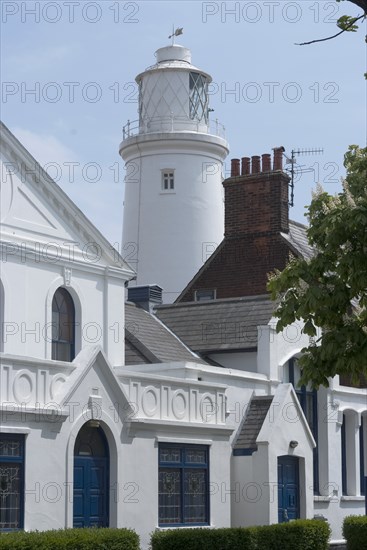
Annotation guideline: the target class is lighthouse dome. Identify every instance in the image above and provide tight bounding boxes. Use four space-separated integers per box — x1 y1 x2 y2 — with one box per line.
156 44 191 63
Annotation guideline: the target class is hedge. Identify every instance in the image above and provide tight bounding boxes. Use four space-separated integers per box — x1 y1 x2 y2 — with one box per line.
150 527 258 550
0 527 139 550
343 515 367 550
254 520 331 550
150 520 331 550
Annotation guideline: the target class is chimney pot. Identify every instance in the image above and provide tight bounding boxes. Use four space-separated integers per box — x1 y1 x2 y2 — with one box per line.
241 157 251 175
252 156 261 174
231 158 240 177
262 153 272 172
273 146 285 171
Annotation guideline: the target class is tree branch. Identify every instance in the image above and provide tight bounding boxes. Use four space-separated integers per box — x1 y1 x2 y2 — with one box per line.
295 13 365 46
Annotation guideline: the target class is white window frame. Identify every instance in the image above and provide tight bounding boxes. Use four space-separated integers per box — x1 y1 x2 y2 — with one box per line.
161 170 175 192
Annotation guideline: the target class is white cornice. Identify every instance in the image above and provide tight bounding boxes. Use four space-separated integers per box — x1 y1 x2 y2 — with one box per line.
119 132 229 160
0 238 133 279
117 366 228 391
0 352 76 371
127 418 235 436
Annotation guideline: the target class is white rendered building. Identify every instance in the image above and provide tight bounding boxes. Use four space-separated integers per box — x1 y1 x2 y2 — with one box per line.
0 42 366 549
119 43 229 303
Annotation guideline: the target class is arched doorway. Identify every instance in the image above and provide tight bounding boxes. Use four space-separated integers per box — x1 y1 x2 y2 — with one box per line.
73 423 109 527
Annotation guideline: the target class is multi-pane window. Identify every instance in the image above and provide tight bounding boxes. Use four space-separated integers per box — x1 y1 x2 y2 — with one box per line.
162 171 174 191
288 358 319 494
52 287 75 362
189 72 209 123
0 434 24 530
158 444 209 526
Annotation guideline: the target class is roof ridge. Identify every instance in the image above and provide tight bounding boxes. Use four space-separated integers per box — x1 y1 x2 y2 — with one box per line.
157 294 271 310
289 218 309 230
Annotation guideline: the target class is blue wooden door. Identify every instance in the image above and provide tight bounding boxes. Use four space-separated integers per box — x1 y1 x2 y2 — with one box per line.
73 456 109 527
73 425 109 528
278 456 300 523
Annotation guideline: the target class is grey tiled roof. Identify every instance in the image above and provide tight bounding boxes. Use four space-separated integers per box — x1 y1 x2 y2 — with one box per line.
233 395 273 453
284 220 314 260
125 338 151 365
156 295 275 352
125 302 205 365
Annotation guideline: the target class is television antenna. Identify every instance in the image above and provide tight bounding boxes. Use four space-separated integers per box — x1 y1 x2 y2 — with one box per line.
284 148 324 207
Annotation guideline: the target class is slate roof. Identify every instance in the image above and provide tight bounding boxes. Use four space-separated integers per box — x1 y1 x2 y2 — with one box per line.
124 301 206 365
156 294 275 353
284 220 314 260
233 395 274 454
156 222 313 354
125 338 150 365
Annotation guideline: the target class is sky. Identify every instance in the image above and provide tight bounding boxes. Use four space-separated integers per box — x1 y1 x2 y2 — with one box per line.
1 0 366 250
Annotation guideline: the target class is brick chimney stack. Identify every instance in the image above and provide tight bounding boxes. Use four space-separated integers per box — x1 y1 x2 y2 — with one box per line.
177 146 293 301
225 146 289 238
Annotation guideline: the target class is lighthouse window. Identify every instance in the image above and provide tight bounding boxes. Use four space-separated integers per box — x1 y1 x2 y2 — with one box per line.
162 171 175 191
189 72 208 123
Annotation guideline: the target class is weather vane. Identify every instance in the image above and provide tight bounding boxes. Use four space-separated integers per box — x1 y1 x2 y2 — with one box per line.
168 26 183 45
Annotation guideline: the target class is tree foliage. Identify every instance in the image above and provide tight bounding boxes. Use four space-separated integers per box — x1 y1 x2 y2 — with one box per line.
336 0 367 31
268 146 367 388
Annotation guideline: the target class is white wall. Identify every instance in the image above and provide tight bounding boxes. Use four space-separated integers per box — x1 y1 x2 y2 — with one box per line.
1 254 126 365
121 134 228 302
209 352 257 372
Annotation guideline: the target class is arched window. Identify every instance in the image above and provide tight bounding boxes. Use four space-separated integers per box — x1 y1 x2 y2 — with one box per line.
74 424 109 458
52 287 75 361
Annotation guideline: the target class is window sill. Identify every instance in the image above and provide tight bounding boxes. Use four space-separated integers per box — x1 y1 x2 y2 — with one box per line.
159 192 176 195
340 496 365 501
314 496 332 502
156 436 213 445
0 427 30 434
157 524 212 530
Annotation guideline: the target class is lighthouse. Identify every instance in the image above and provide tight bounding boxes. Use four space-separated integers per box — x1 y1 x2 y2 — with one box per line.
119 39 229 302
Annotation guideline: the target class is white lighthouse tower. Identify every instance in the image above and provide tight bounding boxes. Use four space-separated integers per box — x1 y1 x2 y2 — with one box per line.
119 39 229 302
